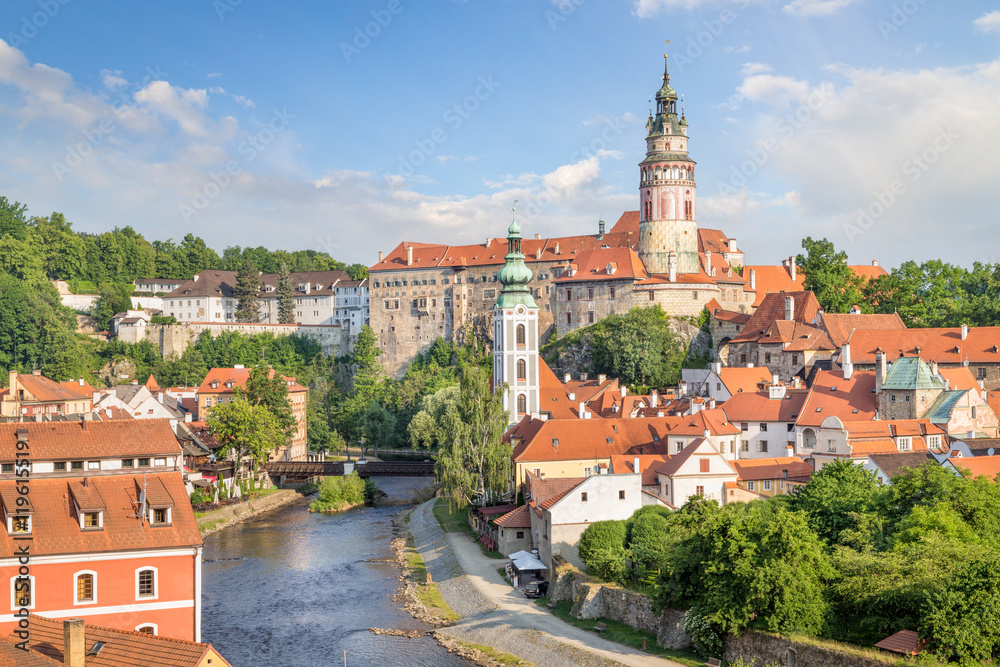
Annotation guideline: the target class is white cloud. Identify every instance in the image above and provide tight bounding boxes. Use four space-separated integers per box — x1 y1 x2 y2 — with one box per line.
974 11 1000 33
436 155 478 163
741 62 774 77
101 69 128 90
782 0 860 17
134 80 211 137
633 0 714 18
207 72 223 78
725 45 752 55
738 73 812 105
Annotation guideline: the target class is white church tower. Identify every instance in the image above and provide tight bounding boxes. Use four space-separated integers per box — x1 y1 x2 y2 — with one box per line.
493 209 540 426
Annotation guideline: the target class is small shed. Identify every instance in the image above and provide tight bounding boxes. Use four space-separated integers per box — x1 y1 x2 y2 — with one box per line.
506 549 547 588
875 630 925 656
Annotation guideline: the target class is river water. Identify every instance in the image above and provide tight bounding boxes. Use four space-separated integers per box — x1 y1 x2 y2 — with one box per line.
201 487 471 667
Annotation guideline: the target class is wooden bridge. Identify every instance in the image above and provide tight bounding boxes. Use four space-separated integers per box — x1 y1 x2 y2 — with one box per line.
264 460 435 483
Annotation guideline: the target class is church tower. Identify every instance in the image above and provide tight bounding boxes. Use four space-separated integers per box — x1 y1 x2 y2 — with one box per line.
637 54 699 275
493 210 540 426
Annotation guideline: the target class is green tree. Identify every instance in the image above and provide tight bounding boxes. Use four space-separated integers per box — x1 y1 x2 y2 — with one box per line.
435 364 510 509
276 264 295 324
92 283 134 331
206 397 285 478
579 520 629 582
921 555 1000 665
359 402 396 458
0 236 44 282
588 306 686 390
236 364 296 441
346 263 369 281
407 384 461 449
350 324 383 398
794 459 880 545
0 196 29 240
796 237 866 313
234 258 261 322
27 212 86 280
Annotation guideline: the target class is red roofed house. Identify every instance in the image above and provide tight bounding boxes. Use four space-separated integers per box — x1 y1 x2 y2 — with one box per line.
653 438 738 507
1 372 93 419
945 453 1000 480
198 366 308 461
721 384 809 458
493 505 532 556
809 418 947 471
796 369 878 454
740 259 887 308
682 364 774 403
0 420 203 642
732 457 812 496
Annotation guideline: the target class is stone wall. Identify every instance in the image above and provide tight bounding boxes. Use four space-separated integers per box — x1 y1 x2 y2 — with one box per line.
725 632 896 667
548 562 691 651
122 322 350 359
196 489 302 534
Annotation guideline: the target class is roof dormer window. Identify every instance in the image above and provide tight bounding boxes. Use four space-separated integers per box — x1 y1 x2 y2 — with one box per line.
225 380 234 389
210 380 219 389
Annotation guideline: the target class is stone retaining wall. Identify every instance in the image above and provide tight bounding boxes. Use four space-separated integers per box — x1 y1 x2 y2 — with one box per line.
548 561 691 650
725 632 896 667
196 489 302 534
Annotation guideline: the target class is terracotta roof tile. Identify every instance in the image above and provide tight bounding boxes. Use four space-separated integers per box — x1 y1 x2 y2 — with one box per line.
527 474 587 504
731 291 822 343
847 327 1000 365
797 370 878 427
821 312 906 348
0 420 181 463
609 211 640 235
69 478 106 511
875 630 925 656
609 454 671 485
8 374 91 403
494 504 532 528
937 367 980 393
718 367 773 396
14 615 231 667
952 454 1000 479
867 452 937 479
721 391 808 422
0 637 63 667
552 247 648 283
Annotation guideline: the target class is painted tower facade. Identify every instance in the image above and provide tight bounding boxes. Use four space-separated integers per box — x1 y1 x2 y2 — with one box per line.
637 55 699 275
493 213 540 426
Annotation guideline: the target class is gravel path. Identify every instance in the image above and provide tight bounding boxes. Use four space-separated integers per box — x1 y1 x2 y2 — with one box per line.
408 500 682 667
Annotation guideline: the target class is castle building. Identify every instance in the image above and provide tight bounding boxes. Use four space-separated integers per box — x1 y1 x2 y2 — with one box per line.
493 214 541 426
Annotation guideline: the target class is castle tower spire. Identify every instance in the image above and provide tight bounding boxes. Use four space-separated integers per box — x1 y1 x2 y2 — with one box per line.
493 204 540 425
637 49 699 276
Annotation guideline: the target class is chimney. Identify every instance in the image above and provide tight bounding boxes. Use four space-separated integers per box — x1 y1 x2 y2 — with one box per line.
729 238 738 253
193 273 200 282
705 250 712 273
581 372 588 382
769 384 787 400
633 457 640 474
64 618 86 667
668 251 677 283
578 401 586 418
788 256 797 281
158 391 165 404
650 390 658 408
786 444 794 457
568 392 576 401
485 237 491 248
534 233 541 240
185 412 192 423
554 242 560 255
406 246 414 267
876 350 886 393
598 217 605 239
793 376 801 389
784 296 794 321
679 380 688 396
620 386 628 398
771 373 780 386
563 372 571 384
872 259 879 267
708 397 716 410
931 360 939 377
703 428 711 440
78 378 85 387
597 374 606 384
749 268 756 290
842 343 853 380
962 324 969 340
378 251 384 263
105 408 112 419
711 362 722 375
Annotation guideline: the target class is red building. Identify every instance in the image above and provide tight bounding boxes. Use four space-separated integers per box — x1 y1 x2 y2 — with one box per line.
0 420 203 642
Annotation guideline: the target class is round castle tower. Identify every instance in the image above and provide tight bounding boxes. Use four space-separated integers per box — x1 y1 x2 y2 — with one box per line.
637 54 699 275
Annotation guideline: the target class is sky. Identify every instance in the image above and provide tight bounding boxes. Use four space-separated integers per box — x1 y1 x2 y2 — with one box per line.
1 0 998 270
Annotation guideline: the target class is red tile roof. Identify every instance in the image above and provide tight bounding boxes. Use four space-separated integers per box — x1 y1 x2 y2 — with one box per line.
0 420 181 463
697 228 736 255
495 504 532 528
874 630 925 656
527 474 587 504
721 390 808 422
951 454 1000 479
609 211 640 235
821 312 906 348
654 438 708 477
552 247 648 283
797 370 878 427
511 417 678 463
742 265 887 307
670 408 741 436
0 637 63 667
731 291 822 344
733 457 813 481
717 367 773 396
610 454 671 485
938 367 980 393
144 375 161 392
537 360 585 420
198 367 306 394
846 327 1000 365
5 374 91 403
0 473 200 557
14 615 231 667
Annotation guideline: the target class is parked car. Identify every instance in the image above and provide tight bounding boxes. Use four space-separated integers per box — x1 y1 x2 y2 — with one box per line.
523 581 549 598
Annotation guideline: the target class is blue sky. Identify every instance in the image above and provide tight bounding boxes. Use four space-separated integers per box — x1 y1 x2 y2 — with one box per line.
1 0 998 269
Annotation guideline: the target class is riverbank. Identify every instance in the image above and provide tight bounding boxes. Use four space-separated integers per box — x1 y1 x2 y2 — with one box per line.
196 488 306 535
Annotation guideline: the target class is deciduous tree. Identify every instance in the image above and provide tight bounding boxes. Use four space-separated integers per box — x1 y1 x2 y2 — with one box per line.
206 397 285 478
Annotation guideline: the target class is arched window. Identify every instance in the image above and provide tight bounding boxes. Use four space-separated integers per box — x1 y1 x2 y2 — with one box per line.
517 359 527 380
75 572 95 604
517 394 527 415
136 568 157 600
136 625 157 635
516 324 525 346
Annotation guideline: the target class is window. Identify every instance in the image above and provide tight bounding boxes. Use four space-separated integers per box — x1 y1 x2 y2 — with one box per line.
740 422 748 431
979 367 987 379
581 492 588 502
890 394 896 403
929 435 941 448
565 313 572 325
588 288 594 300
972 406 978 419
516 531 524 539
765 353 771 363
759 423 768 432
695 486 705 496
740 354 747 364
71 461 83 471
516 324 525 345
83 512 101 529
897 437 912 452
138 458 150 467
700 459 710 473
516 394 527 415
747 481 755 490
0 464 11 474
516 359 527 380
54 462 66 471
588 312 595 324
122 459 134 468
154 458 166 467
791 355 798 366
827 439 836 452
76 573 95 604
11 575 33 609
87 461 100 470
759 441 768 453
741 440 749 452
787 423 795 432
566 289 573 301
483 289 496 300
152 508 169 525
137 568 156 599
609 287 616 299
618 490 626 500
763 480 772 491
904 394 910 403
648 290 655 301
137 625 157 635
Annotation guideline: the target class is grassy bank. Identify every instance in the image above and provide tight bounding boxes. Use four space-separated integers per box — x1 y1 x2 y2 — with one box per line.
404 535 460 623
536 599 703 667
431 498 504 559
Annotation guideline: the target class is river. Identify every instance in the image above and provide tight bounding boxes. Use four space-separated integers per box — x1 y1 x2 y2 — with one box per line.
201 486 472 667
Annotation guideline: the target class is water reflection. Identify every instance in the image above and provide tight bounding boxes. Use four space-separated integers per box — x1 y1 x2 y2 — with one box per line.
202 500 470 667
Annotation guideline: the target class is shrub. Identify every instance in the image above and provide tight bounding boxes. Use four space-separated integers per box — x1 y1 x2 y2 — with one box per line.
151 315 177 325
683 607 723 658
579 520 628 582
190 488 209 504
309 473 365 512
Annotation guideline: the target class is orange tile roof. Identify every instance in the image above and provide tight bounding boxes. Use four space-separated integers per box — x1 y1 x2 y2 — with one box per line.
717 367 773 396
670 408 741 436
733 457 813 481
0 472 200 557
697 228 735 254
59 379 98 397
0 637 63 667
0 420 181 463
842 419 943 439
951 454 1000 479
938 367 980 393
198 367 307 394
6 374 91 403
732 291 822 343
874 630 925 656
742 265 887 307
494 504 532 528
14 615 231 667
144 375 161 392
721 390 808 422
797 370 878 427
552 247 648 283
609 454 671 485
609 211 640 235
537 360 584 420
846 327 1000 365
527 474 587 504
821 312 906 348
511 417 678 463
562 376 621 403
